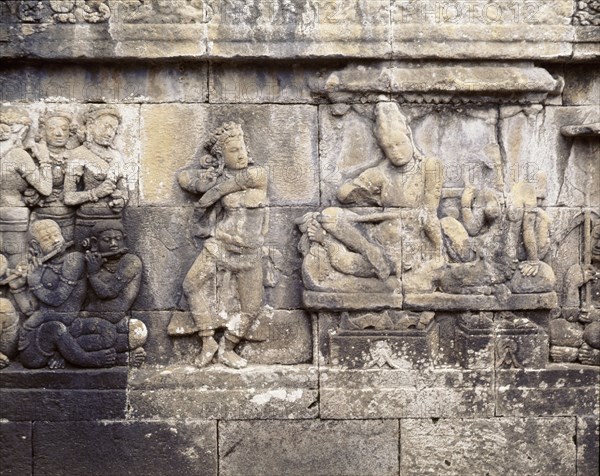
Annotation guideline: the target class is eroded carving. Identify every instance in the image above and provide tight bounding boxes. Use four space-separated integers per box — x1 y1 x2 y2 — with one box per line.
0 254 20 369
50 0 111 23
170 122 269 369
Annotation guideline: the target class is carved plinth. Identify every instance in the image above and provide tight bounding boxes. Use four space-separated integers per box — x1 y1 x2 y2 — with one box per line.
303 291 403 311
496 325 549 370
330 320 438 370
455 321 494 370
404 292 559 311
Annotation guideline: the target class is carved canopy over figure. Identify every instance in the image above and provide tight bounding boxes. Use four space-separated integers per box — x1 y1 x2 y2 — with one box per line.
64 106 129 238
299 102 443 294
175 122 269 369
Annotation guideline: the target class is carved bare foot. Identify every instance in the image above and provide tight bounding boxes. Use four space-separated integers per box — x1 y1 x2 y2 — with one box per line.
130 348 146 368
218 349 248 369
48 354 66 369
196 336 218 368
550 346 579 363
99 348 117 368
0 353 10 369
579 344 600 366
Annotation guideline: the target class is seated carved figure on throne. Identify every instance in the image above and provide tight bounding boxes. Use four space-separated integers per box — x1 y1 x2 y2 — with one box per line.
298 102 443 295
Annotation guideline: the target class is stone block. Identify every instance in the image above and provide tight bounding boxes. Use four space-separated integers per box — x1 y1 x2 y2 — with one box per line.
124 207 197 311
238 310 313 365
564 64 600 105
496 366 600 416
0 63 208 103
0 365 128 421
391 1 574 60
34 421 217 476
139 104 318 206
400 417 576 475
219 420 399 476
209 62 326 104
207 0 392 59
0 422 32 476
578 416 600 476
455 315 494 370
320 368 494 419
128 365 318 420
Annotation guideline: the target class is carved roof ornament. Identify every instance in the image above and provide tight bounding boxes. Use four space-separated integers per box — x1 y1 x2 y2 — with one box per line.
311 64 562 105
573 0 600 26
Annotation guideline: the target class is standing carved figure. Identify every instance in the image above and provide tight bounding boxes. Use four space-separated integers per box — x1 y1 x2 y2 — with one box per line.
32 109 78 241
64 106 129 241
0 107 53 266
177 122 269 369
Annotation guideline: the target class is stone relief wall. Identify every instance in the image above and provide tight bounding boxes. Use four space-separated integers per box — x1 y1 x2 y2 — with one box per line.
0 2 599 475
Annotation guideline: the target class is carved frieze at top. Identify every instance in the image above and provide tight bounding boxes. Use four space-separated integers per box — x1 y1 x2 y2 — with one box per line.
573 0 600 26
310 64 563 105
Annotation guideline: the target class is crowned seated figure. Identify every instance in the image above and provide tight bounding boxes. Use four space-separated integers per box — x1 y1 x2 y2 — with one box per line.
298 102 444 295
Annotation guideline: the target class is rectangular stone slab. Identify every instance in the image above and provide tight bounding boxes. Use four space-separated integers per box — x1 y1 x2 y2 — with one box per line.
128 365 319 420
400 417 576 475
219 420 399 476
320 368 494 419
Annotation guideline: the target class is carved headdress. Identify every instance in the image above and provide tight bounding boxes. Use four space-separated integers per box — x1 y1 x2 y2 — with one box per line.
0 106 32 127
205 122 244 158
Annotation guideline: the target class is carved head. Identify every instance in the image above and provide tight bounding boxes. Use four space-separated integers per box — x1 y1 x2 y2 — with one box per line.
29 220 65 257
206 122 249 170
83 106 121 147
592 223 600 264
0 106 31 146
38 109 74 148
374 102 414 167
90 220 127 256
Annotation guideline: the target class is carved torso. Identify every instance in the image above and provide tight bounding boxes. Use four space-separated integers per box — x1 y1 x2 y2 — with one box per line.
0 147 39 207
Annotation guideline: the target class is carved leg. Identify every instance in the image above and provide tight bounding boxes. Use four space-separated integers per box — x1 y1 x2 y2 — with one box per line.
70 317 117 352
320 208 390 280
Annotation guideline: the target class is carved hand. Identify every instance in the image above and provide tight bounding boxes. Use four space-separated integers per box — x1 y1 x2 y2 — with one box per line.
519 260 540 277
31 140 51 165
307 221 326 244
85 251 105 275
582 265 599 284
7 263 28 290
94 179 117 199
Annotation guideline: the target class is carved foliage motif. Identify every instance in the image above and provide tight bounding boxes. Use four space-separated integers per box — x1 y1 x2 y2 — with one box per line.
0 105 146 370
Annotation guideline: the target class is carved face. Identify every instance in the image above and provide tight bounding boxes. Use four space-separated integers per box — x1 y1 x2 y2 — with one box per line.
379 128 414 167
45 116 70 147
97 229 125 255
592 225 600 263
35 223 65 256
89 114 119 147
222 136 249 170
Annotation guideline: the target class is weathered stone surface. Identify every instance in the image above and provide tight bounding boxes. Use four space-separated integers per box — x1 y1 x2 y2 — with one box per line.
139 104 318 206
400 417 576 475
0 422 31 476
34 421 217 476
238 310 313 365
564 64 600 105
0 365 127 421
219 420 399 476
392 0 575 59
0 63 208 103
496 366 600 417
578 416 600 476
320 369 494 418
128 365 318 420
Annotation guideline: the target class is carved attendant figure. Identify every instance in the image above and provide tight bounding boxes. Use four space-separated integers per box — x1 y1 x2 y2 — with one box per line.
64 106 129 240
177 122 268 369
82 220 147 366
0 107 53 265
9 220 116 369
32 109 78 241
0 254 19 369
